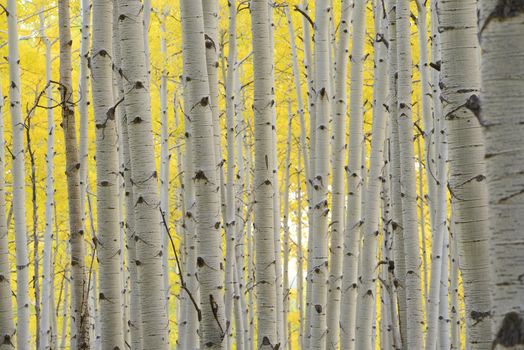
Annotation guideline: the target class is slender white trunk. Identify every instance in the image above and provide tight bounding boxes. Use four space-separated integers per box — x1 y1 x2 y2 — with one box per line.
181 1 226 348
450 226 460 350
116 1 169 348
340 0 366 348
112 4 142 347
251 1 278 348
39 8 56 349
439 0 491 347
7 1 31 348
478 0 524 348
396 0 424 346
354 2 389 347
438 228 450 350
309 1 331 349
0 69 14 350
159 10 171 326
325 1 351 347
91 0 124 347
296 149 304 350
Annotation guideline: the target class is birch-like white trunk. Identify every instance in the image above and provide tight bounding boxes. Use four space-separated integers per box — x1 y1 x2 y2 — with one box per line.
340 0 366 348
116 1 169 348
325 1 351 347
478 1 524 348
251 0 278 348
181 0 226 348
39 8 55 349
439 0 491 347
91 0 124 348
354 2 389 347
112 3 142 347
396 0 424 346
0 70 14 350
7 2 30 347
309 1 331 349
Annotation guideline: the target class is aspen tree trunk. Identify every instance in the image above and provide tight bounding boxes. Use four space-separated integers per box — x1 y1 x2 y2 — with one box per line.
477 1 524 348
309 1 331 349
301 1 316 345
325 1 351 347
354 2 389 347
202 0 227 224
91 0 124 348
340 1 366 348
396 0 424 346
39 9 55 349
385 1 407 344
7 1 31 348
0 72 15 350
450 228 460 350
417 138 429 310
296 152 304 350
438 229 450 350
284 7 310 193
112 4 142 347
251 0 278 348
225 0 238 345
60 264 70 350
116 1 169 348
181 1 226 348
78 0 91 235
438 0 491 347
179 80 200 350
143 0 151 75
159 10 171 324
282 102 293 350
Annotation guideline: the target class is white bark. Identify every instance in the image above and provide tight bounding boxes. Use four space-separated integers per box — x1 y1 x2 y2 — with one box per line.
181 0 226 348
112 3 142 347
439 0 491 347
309 1 331 349
39 8 55 349
478 0 524 348
7 1 31 348
354 2 389 347
91 0 124 347
396 0 424 346
251 0 278 348
116 1 169 348
0 69 14 350
325 1 351 347
296 149 304 350
58 0 91 347
340 0 366 348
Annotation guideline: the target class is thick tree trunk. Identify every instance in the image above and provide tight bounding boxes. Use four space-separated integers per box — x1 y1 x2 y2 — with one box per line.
116 1 169 348
478 0 524 348
251 0 278 348
439 0 491 348
181 0 227 348
91 0 124 348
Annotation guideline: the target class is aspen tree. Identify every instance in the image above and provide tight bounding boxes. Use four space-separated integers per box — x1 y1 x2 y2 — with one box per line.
250 0 278 348
158 9 171 323
449 228 460 350
340 0 367 348
112 3 142 347
325 1 351 347
309 1 331 349
58 0 91 347
116 0 169 348
296 148 304 350
39 9 55 349
439 0 491 347
354 1 389 347
0 72 14 350
396 0 424 346
91 0 124 347
477 0 524 348
7 1 31 348
181 0 226 348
